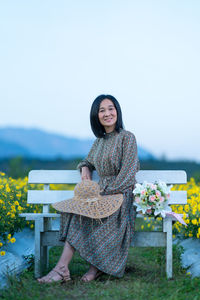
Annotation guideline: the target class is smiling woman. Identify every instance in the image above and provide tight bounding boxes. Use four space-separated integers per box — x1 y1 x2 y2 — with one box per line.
37 94 140 284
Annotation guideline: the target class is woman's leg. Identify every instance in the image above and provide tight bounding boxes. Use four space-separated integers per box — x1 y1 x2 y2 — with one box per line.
37 241 75 283
56 240 75 267
81 264 103 282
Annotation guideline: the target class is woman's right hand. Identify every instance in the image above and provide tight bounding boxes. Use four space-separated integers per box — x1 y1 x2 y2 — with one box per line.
81 166 92 181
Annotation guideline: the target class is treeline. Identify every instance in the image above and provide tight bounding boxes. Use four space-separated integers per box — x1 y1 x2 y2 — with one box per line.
0 156 199 182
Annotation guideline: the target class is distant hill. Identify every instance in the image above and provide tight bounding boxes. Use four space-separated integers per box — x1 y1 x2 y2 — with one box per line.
0 127 155 160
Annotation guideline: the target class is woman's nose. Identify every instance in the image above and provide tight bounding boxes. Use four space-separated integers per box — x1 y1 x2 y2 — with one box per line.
104 110 110 116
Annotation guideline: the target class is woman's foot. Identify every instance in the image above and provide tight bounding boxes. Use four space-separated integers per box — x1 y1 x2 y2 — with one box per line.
37 265 71 283
81 266 103 282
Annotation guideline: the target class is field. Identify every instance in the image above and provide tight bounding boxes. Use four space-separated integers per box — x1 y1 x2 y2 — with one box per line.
0 173 200 299
1 245 200 300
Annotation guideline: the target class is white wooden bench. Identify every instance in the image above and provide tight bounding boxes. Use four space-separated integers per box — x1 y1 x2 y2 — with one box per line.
20 170 187 279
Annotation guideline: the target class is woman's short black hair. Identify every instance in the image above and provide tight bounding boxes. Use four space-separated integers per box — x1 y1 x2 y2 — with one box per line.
90 94 124 138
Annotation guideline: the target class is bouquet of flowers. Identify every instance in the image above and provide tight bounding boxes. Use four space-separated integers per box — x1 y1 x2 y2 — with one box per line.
133 181 172 217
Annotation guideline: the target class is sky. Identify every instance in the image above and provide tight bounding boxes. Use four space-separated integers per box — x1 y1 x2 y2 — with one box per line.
0 0 200 161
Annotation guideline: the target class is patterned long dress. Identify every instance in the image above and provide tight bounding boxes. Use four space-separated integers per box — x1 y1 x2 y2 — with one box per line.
59 128 140 278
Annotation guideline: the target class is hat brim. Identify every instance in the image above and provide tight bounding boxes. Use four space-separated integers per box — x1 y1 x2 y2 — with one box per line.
52 194 124 219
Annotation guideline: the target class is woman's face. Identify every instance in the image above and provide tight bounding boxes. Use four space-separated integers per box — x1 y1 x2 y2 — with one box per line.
98 99 117 133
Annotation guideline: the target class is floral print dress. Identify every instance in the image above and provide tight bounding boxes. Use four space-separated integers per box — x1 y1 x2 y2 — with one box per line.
59 129 140 277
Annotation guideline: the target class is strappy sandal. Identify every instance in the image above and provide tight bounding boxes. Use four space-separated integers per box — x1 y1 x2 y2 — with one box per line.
37 266 71 283
81 270 103 282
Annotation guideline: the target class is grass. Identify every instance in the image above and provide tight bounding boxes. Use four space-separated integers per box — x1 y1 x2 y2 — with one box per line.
1 219 200 300
1 244 200 300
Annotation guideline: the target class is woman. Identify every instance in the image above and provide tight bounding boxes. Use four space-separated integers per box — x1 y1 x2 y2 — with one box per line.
38 94 140 283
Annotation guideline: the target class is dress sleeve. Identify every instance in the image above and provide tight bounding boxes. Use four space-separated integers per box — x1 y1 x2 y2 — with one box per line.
77 139 98 172
102 133 140 195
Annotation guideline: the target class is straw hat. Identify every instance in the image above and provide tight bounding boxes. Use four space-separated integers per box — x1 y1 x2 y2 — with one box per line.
52 180 123 219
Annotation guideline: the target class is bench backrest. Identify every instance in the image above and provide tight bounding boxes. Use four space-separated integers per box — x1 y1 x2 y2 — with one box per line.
28 170 187 213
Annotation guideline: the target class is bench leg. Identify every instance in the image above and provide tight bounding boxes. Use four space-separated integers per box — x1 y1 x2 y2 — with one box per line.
34 218 52 278
163 217 173 279
41 218 52 273
34 218 44 278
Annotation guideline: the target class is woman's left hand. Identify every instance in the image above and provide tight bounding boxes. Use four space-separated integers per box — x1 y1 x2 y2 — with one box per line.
81 166 92 181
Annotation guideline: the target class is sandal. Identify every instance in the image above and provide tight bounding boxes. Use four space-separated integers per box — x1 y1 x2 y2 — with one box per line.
81 270 103 282
37 265 71 283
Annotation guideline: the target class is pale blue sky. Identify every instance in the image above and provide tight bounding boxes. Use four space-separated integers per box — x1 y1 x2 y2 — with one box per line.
0 0 200 161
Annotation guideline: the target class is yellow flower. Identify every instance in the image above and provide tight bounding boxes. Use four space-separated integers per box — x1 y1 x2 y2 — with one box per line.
0 251 6 256
17 206 23 211
184 205 189 212
0 242 3 247
178 206 183 213
10 238 16 243
30 224 34 229
183 212 187 219
6 185 11 193
141 225 144 230
192 219 197 225
7 234 11 240
147 223 151 228
189 233 193 237
14 201 19 206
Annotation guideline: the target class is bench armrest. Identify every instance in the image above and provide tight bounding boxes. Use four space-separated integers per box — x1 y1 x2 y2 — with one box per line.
19 213 61 220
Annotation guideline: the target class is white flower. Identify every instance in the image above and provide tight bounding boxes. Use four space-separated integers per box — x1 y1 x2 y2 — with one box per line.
133 183 143 194
157 181 172 194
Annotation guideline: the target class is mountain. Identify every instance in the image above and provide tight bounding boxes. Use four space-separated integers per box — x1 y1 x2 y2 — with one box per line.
0 127 155 160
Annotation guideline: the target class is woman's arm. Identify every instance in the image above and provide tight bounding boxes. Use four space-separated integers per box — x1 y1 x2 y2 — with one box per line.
77 139 98 174
102 132 140 195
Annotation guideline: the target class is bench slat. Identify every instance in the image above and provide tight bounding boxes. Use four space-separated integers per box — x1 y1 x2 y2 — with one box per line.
28 170 187 184
41 231 166 247
28 170 81 184
27 190 187 205
131 232 166 247
136 170 187 184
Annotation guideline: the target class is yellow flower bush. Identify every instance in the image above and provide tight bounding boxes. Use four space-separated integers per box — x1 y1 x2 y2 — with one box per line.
0 172 42 253
0 172 72 255
171 177 200 239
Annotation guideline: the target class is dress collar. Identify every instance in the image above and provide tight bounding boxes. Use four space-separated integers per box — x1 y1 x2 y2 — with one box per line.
104 129 122 139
